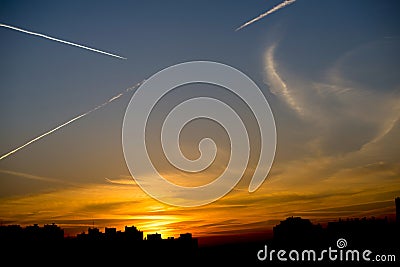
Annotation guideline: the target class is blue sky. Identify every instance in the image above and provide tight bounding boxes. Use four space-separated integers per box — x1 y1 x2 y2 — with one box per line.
0 0 399 239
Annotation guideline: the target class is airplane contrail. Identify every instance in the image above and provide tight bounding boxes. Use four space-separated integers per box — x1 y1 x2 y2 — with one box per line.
235 0 296 31
0 23 127 60
0 80 145 161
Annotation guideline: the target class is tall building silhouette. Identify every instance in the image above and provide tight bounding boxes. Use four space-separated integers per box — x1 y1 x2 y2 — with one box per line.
396 197 400 224
273 216 323 247
147 232 162 241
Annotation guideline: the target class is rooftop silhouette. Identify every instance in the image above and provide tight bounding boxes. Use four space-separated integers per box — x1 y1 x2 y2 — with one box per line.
1 197 399 265
0 223 198 265
272 216 399 249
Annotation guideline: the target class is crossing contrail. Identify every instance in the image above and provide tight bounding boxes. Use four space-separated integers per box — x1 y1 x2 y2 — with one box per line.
0 23 127 59
0 80 145 161
235 0 296 31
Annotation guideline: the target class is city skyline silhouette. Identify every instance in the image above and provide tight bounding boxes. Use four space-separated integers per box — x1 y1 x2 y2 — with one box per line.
1 197 398 264
1 1 399 266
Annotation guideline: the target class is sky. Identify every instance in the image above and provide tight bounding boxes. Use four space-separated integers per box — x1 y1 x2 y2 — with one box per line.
0 0 399 244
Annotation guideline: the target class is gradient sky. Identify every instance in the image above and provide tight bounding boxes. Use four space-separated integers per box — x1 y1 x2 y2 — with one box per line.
1 0 399 243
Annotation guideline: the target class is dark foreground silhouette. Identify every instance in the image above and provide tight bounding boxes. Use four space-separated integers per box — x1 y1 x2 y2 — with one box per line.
1 197 399 265
0 224 197 264
1 217 398 266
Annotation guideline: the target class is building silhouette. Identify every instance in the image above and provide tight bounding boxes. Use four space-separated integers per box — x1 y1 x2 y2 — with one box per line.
396 197 400 224
124 225 143 241
273 216 324 247
0 222 198 264
179 232 193 240
272 215 399 249
327 216 394 247
0 222 63 242
147 232 162 241
1 197 399 264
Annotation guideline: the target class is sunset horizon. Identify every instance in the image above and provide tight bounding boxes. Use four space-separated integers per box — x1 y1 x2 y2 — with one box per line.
1 0 399 263
1 197 397 247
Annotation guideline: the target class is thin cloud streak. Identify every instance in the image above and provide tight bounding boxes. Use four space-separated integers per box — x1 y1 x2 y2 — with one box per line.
0 80 145 161
105 177 136 186
264 42 400 155
366 119 397 147
235 0 296 31
265 44 303 115
1 174 397 238
0 169 80 187
0 23 127 59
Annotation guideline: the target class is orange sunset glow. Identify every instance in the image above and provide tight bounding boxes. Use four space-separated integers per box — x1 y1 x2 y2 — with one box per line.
1 0 399 253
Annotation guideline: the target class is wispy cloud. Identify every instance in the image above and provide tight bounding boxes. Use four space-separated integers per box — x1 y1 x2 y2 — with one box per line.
0 23 127 59
105 177 136 186
264 44 304 116
0 169 79 187
235 0 296 31
260 41 400 221
264 42 400 155
0 160 398 238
